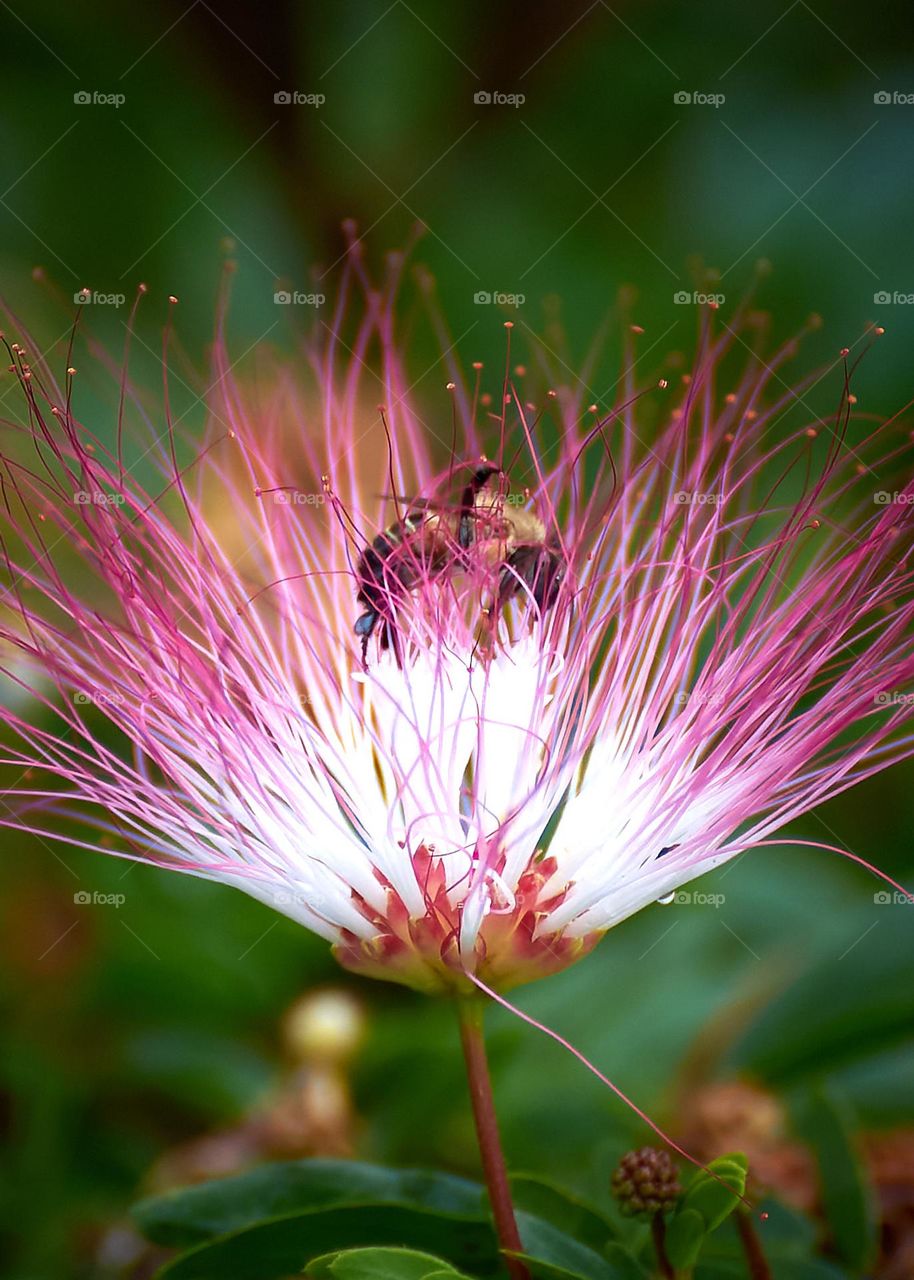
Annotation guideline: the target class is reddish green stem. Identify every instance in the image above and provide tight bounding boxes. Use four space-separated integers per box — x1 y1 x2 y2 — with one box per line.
457 998 529 1280
736 1211 772 1280
651 1214 675 1279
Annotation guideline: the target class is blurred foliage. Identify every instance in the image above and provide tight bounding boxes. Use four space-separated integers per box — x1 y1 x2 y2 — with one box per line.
2 1 914 1278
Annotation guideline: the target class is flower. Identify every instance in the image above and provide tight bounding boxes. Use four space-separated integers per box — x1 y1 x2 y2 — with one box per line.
1 258 913 997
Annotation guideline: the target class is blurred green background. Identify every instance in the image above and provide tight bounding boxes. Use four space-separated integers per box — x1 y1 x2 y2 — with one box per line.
2 2 914 1278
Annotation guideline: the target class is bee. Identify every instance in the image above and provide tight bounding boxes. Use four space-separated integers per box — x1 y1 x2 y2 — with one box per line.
354 465 565 661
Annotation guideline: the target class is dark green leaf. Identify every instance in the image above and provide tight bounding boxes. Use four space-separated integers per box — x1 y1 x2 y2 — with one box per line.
602 1242 650 1279
511 1258 592 1280
727 914 914 1083
509 1174 616 1252
153 1205 500 1279
122 1028 272 1117
514 1212 632 1280
695 1200 854 1279
138 1161 643 1280
695 1263 851 1280
790 1087 876 1272
134 1160 486 1247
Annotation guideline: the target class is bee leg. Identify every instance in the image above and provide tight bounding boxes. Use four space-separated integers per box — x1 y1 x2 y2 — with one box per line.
354 609 378 663
531 546 566 612
497 546 566 615
459 465 501 552
384 620 404 668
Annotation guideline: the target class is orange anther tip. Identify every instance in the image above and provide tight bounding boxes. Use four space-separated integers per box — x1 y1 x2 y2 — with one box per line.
840 347 850 357
446 381 456 390
168 295 179 304
630 324 645 335
67 367 76 374
806 427 817 437
472 361 483 369
658 379 669 389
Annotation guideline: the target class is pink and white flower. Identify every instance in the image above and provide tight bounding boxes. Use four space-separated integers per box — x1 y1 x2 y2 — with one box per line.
2 259 913 994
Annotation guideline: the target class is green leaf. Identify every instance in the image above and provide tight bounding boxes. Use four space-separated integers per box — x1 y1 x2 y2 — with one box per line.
134 1160 486 1247
665 1207 707 1271
136 1160 643 1280
511 1259 592 1280
304 1246 473 1279
694 1263 851 1279
514 1212 634 1280
727 914 914 1083
121 1028 272 1118
602 1245 648 1280
509 1175 616 1252
791 1086 877 1272
680 1154 748 1232
694 1199 854 1279
665 1154 748 1271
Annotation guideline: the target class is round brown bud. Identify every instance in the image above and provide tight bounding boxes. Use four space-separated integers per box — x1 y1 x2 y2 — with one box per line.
611 1147 681 1218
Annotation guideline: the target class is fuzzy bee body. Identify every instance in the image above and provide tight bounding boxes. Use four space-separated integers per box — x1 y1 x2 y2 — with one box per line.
354 466 565 661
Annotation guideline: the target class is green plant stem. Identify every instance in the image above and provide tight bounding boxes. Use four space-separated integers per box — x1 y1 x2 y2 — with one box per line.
735 1211 772 1280
651 1213 675 1279
457 998 529 1280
